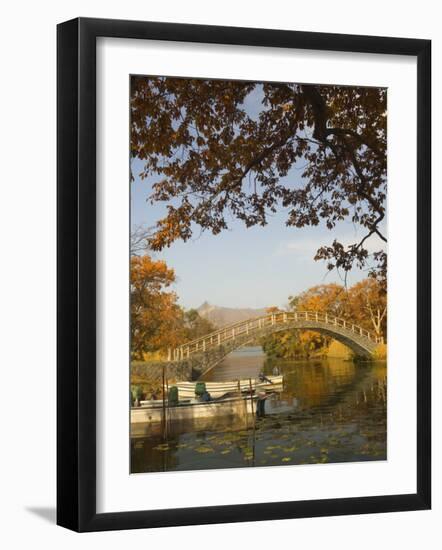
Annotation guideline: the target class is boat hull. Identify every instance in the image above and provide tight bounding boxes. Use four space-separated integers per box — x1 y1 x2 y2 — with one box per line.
131 396 256 425
175 375 283 399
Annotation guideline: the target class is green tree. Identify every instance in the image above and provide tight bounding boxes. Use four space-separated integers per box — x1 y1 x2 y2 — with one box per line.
182 309 217 341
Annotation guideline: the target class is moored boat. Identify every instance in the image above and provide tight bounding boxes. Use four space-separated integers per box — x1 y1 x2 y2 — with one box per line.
131 395 257 425
174 375 283 399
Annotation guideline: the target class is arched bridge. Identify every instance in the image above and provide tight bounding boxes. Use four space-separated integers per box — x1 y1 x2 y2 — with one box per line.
169 311 383 373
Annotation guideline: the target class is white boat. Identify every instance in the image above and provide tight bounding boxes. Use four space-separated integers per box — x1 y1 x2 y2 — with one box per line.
174 375 283 399
131 395 257 425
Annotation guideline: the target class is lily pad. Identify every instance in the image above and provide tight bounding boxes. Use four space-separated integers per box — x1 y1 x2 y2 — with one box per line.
194 446 214 454
153 443 170 451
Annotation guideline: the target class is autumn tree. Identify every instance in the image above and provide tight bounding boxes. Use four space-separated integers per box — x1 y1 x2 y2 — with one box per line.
131 77 387 283
265 284 340 358
265 306 282 314
263 280 387 358
130 255 183 359
347 278 387 338
298 283 352 351
292 283 349 318
262 285 346 359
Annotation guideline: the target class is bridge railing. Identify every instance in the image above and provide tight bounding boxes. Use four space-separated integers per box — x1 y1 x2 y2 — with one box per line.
169 311 384 361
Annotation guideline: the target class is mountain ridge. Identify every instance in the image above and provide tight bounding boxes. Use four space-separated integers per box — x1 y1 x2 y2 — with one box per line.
197 301 267 328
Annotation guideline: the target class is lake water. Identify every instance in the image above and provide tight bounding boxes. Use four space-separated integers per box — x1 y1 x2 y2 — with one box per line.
131 347 387 473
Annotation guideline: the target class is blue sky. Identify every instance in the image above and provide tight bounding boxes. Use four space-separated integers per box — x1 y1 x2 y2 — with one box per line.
131 85 386 310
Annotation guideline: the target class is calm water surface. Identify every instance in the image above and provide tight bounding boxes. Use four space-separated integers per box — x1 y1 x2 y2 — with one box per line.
131 347 387 473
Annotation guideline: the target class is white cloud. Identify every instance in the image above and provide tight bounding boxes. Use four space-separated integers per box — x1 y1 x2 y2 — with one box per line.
273 238 319 257
274 230 387 258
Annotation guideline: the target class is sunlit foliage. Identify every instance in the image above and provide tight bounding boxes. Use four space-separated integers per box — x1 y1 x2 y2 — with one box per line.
131 77 387 283
262 280 387 359
130 255 183 359
130 256 216 359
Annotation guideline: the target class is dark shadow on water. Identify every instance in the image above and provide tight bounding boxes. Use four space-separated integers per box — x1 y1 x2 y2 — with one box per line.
26 506 56 524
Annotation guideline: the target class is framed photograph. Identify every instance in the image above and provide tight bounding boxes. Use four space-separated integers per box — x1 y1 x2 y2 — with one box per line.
57 17 431 532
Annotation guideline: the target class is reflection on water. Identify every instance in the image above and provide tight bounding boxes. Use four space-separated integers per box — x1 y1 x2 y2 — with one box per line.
131 347 387 473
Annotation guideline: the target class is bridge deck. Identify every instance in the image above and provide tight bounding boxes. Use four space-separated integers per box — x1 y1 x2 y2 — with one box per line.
170 311 383 361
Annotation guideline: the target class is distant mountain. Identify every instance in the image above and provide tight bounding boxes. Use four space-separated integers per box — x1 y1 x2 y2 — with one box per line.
197 301 266 328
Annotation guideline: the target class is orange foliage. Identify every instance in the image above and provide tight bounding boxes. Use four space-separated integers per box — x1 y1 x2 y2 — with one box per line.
130 255 184 359
347 279 387 338
288 280 386 350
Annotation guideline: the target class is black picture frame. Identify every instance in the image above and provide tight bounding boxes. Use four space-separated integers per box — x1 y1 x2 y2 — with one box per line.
57 17 431 532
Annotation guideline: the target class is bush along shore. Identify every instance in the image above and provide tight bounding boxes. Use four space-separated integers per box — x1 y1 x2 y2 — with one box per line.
130 357 213 402
262 339 387 363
